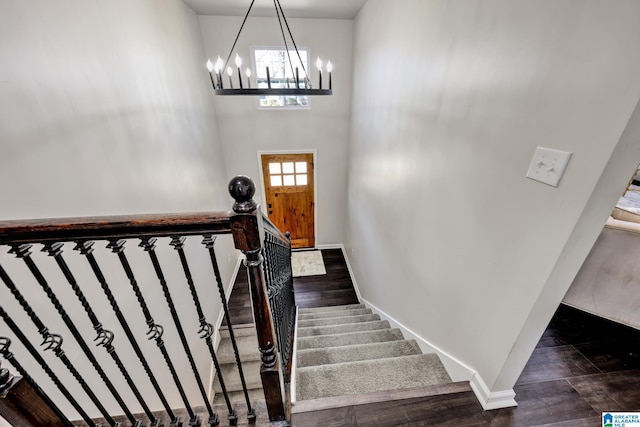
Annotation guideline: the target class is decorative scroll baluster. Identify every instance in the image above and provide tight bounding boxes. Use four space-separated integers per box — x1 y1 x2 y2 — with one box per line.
262 229 295 372
202 235 256 424
43 242 152 427
9 243 135 426
108 239 194 427
0 264 114 426
0 337 73 427
228 176 286 422
84 239 177 427
139 237 217 427
169 236 238 426
0 326 91 426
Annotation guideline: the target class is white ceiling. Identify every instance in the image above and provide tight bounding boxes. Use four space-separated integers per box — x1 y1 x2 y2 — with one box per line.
182 0 368 19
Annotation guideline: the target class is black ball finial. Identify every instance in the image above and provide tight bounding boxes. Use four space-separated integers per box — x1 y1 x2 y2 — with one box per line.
229 175 258 213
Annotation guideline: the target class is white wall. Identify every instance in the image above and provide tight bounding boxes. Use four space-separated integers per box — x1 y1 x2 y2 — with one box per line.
199 16 353 246
346 0 640 406
0 0 238 420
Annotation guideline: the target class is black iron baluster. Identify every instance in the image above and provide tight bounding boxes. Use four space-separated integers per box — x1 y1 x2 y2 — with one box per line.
0 326 94 427
169 236 238 426
0 336 74 427
201 235 256 424
87 239 178 427
42 242 151 427
107 239 195 427
0 264 114 426
8 243 133 427
139 237 216 427
262 230 295 370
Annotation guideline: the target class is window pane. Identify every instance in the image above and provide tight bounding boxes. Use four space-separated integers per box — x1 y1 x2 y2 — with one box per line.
282 162 294 174
253 47 309 109
269 162 281 174
295 162 307 173
270 175 282 187
283 175 295 186
296 174 307 186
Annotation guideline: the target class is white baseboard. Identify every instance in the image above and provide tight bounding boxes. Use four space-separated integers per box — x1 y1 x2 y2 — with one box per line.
469 373 517 410
359 297 516 410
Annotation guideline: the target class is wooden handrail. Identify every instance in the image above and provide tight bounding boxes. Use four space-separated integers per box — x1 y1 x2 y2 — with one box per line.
0 212 233 245
261 213 290 245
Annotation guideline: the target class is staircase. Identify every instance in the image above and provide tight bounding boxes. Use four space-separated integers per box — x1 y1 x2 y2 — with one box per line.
294 304 464 412
212 326 267 423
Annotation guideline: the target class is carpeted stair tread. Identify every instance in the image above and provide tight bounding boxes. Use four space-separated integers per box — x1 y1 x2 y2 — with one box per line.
296 353 452 401
298 308 372 320
297 339 422 367
298 304 365 314
297 328 404 350
213 360 262 393
212 387 266 406
219 326 258 339
298 313 380 328
297 320 391 337
292 382 472 414
217 334 260 364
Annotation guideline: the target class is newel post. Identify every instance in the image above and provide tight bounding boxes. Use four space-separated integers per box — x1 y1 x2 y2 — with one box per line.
0 360 69 427
228 176 287 422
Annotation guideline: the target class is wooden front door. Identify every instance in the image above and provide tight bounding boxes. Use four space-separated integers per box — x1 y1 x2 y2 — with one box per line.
261 153 315 249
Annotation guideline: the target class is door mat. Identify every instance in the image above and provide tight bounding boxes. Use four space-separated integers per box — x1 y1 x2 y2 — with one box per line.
292 250 326 277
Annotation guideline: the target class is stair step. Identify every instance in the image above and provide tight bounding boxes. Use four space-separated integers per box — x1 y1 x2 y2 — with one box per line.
219 325 257 339
292 382 472 414
297 328 404 350
213 360 262 393
298 313 380 328
296 353 452 401
298 308 372 320
297 320 390 337
217 334 260 364
212 387 266 407
297 339 422 368
298 304 365 314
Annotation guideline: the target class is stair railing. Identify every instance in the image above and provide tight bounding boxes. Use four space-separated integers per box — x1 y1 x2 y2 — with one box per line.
0 176 291 426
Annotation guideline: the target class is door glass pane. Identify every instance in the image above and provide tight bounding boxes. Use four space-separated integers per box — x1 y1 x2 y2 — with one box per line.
296 174 307 186
282 162 294 174
270 175 283 186
269 162 281 174
283 174 295 186
295 162 307 173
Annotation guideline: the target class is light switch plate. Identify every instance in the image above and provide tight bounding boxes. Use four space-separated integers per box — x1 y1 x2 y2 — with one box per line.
526 147 572 187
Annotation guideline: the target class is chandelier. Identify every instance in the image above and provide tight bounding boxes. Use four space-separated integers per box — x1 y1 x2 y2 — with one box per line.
206 0 332 96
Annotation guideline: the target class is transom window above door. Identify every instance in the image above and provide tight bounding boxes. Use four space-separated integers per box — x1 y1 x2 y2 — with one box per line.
268 161 308 187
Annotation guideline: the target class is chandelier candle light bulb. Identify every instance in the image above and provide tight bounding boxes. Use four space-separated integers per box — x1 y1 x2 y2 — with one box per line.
235 54 243 89
327 60 333 90
227 66 233 89
214 56 224 89
316 57 323 89
206 59 215 91
266 66 271 89
245 68 251 88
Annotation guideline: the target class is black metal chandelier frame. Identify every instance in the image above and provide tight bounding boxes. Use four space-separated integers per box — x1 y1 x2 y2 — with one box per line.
208 0 332 96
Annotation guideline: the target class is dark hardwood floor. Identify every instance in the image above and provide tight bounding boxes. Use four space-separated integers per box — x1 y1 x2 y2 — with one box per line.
292 248 359 309
226 249 640 425
223 248 358 326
